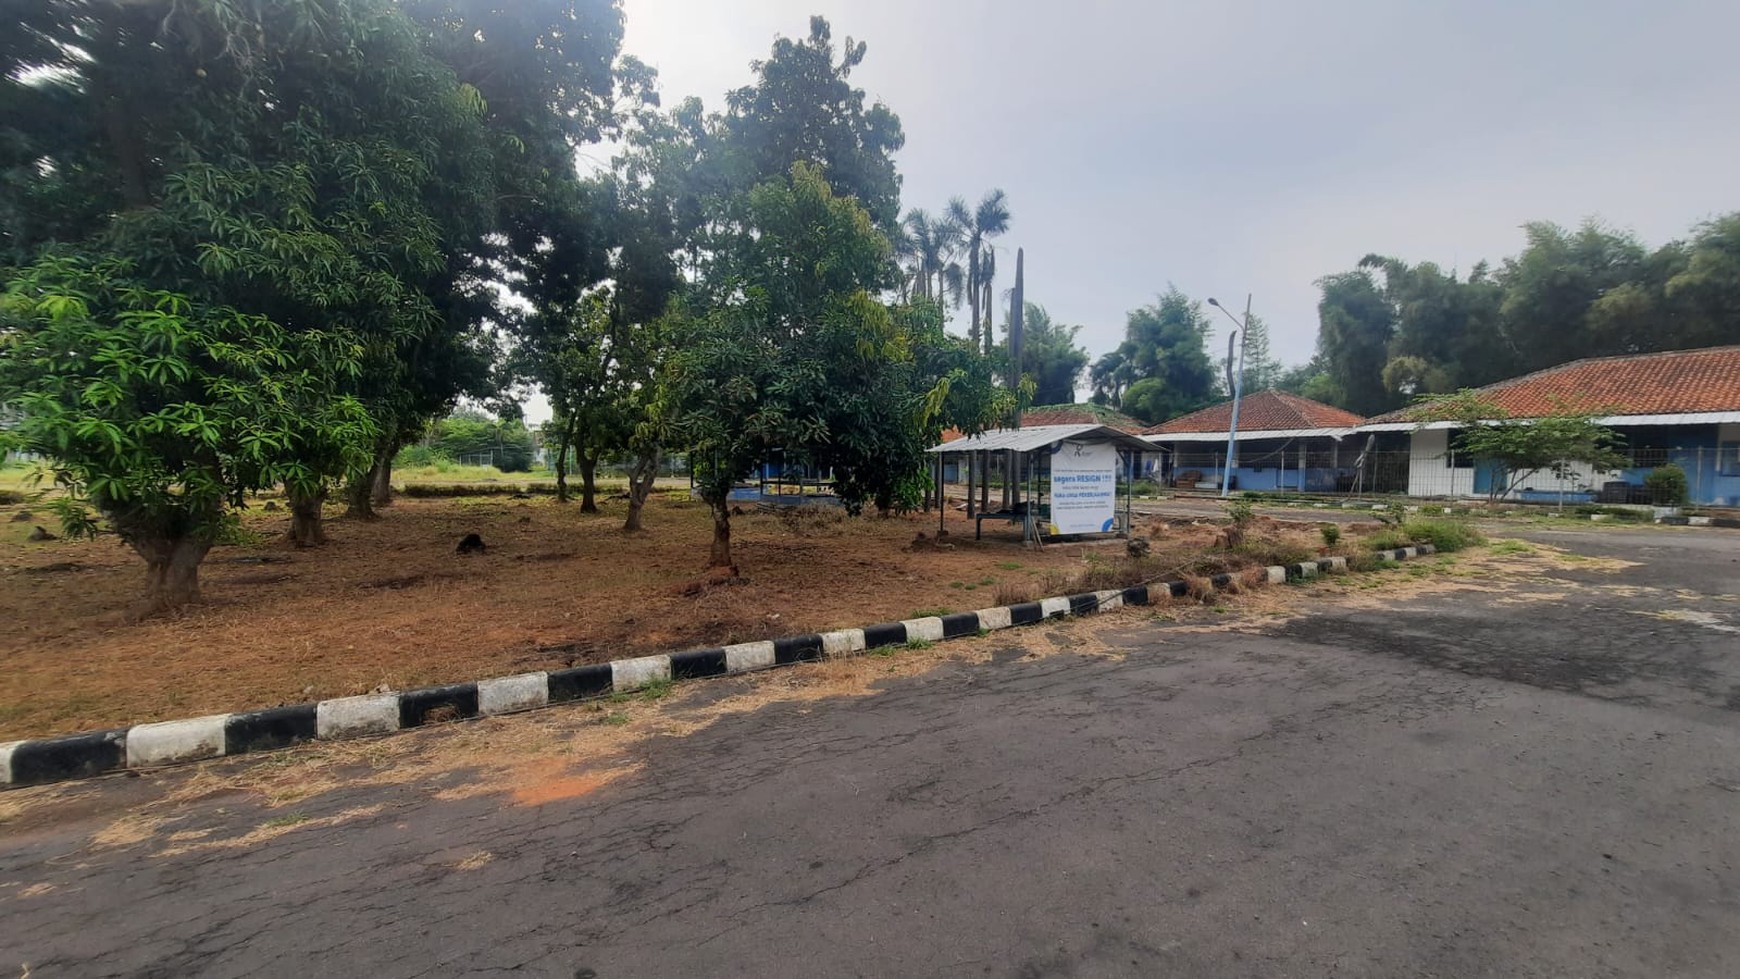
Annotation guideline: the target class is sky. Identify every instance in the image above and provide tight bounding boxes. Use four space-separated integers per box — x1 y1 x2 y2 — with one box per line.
613 0 1740 376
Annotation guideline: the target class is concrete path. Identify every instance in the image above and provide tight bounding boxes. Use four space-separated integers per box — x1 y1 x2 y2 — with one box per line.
3 527 1738 977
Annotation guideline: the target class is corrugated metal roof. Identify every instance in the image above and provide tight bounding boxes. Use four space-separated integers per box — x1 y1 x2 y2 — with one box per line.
926 424 1154 454
1144 427 1358 443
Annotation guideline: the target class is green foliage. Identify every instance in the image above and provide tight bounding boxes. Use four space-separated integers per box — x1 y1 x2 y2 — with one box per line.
1090 288 1218 423
1226 498 1255 526
1401 518 1484 553
1643 463 1689 506
1363 527 1411 551
1320 523 1341 547
1314 270 1398 416
422 411 534 472
1018 304 1090 405
0 260 374 549
1310 215 1740 415
1416 391 1626 499
718 16 905 229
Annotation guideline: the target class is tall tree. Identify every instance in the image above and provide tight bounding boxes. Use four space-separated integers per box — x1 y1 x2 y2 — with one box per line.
0 0 500 583
1314 270 1397 416
1018 303 1090 405
946 191 1011 353
899 208 964 311
1089 287 1217 420
661 163 899 567
717 16 905 229
1236 312 1285 392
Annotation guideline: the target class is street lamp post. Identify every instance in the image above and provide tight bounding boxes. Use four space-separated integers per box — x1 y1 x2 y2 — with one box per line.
1207 295 1252 500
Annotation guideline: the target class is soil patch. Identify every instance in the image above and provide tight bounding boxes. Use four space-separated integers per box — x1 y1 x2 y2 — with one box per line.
0 495 1289 739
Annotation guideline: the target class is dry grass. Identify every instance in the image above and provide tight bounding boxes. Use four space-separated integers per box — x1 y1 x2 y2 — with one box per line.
0 493 1386 741
0 494 1111 739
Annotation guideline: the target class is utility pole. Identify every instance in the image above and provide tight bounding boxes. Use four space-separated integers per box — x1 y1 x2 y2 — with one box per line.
1208 294 1251 500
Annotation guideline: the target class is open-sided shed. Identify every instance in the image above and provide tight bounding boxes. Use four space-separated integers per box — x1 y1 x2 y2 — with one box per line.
926 424 1153 543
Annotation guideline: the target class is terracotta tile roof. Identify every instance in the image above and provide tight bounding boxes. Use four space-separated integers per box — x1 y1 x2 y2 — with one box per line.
1019 404 1147 433
1142 390 1365 436
938 404 1145 443
1367 345 1740 423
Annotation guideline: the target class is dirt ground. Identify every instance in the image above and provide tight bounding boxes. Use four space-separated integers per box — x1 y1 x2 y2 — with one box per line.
0 490 1300 741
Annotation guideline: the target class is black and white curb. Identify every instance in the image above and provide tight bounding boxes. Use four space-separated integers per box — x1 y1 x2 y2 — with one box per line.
1656 515 1740 529
0 545 1435 789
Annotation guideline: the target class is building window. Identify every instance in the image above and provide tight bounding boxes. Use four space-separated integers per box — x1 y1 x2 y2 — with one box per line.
1444 448 1474 469
1720 443 1740 476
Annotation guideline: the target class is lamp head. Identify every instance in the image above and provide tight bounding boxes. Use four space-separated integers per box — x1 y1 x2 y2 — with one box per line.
1207 297 1221 307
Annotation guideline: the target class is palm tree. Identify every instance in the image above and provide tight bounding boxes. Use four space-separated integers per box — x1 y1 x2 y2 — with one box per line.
946 190 1010 354
901 208 966 312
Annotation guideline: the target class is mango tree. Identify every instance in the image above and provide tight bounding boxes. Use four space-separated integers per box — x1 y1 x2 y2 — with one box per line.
0 260 373 616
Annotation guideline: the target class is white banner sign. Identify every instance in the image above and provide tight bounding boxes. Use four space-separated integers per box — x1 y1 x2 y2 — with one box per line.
1047 441 1118 535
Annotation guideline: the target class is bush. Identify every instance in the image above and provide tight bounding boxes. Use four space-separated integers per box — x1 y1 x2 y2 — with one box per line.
1401 518 1484 553
400 482 557 498
1345 551 1389 573
1233 539 1316 567
1363 527 1411 551
1644 464 1689 506
394 443 447 468
1320 523 1341 547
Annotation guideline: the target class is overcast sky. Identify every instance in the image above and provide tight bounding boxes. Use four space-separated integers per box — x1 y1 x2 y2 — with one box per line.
615 0 1740 374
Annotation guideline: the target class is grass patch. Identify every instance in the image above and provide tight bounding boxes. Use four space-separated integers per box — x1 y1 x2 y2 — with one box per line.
1401 518 1484 553
909 607 953 619
1490 539 1533 555
262 812 311 829
1363 528 1411 551
610 678 674 704
995 561 1024 571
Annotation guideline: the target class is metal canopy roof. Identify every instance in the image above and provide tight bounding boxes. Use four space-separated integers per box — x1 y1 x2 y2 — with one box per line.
926 424 1154 455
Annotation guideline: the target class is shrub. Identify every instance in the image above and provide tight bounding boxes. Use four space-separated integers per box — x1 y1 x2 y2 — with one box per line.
1233 539 1316 567
400 482 557 498
394 444 447 468
1345 551 1388 573
1364 527 1411 551
1319 523 1341 547
1644 464 1689 506
1401 518 1484 553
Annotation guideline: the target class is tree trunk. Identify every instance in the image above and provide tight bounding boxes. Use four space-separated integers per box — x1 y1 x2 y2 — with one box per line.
370 450 394 508
966 244 980 349
287 487 327 547
708 498 733 568
343 473 376 521
128 535 212 619
579 451 599 514
554 438 570 503
624 448 661 532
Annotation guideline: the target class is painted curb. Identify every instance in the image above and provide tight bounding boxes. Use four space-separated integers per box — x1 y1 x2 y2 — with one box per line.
0 545 1439 789
1656 515 1740 529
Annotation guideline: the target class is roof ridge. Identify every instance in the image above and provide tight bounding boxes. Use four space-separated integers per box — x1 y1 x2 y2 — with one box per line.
1479 344 1740 391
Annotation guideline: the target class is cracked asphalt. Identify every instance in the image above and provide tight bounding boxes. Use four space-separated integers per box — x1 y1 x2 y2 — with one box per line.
3 526 1740 977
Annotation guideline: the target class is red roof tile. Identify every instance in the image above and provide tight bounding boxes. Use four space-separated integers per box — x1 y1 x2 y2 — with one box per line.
1018 404 1147 433
1142 390 1365 436
937 403 1145 443
1367 345 1740 423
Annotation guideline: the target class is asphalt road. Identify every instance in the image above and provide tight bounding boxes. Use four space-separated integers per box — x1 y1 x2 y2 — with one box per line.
3 527 1739 977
